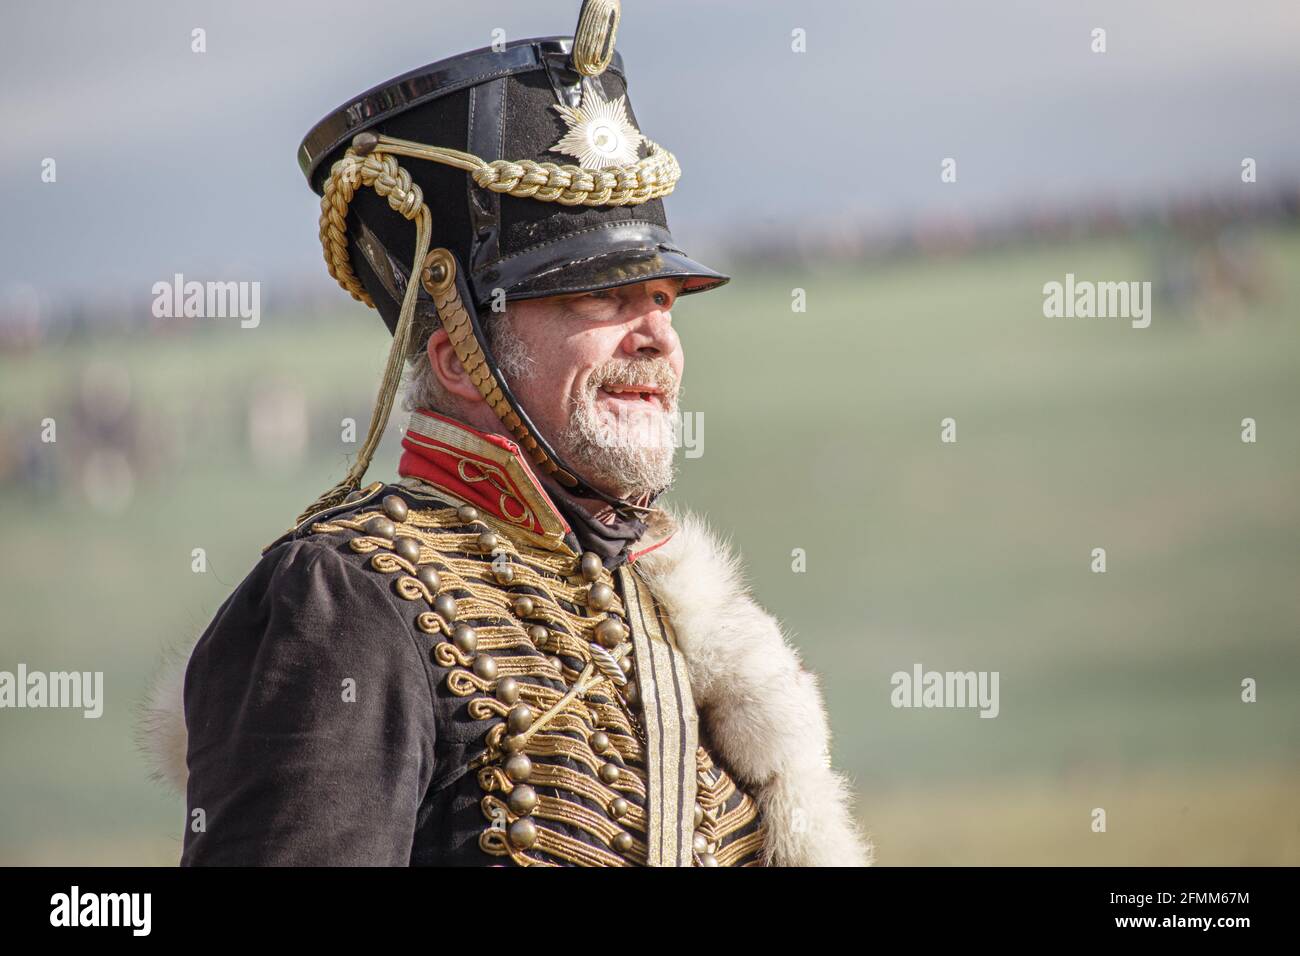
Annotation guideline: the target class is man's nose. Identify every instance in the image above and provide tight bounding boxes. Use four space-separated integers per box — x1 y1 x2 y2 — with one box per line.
620 300 677 358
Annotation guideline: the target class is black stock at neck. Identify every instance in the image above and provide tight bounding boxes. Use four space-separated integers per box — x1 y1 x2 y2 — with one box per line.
541 475 657 570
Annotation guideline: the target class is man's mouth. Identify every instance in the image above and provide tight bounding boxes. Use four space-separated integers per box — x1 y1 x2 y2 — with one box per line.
597 383 668 411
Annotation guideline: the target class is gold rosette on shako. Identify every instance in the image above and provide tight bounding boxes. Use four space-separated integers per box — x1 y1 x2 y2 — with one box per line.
291 0 727 531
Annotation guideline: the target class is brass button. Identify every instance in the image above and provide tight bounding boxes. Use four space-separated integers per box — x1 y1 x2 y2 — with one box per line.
477 531 498 553
599 762 621 784
473 654 498 681
351 131 379 155
496 677 520 705
579 552 603 582
508 785 538 815
381 495 408 522
590 730 611 754
528 625 549 649
512 596 535 618
507 704 535 734
422 262 446 289
416 566 441 593
693 803 704 827
393 535 421 563
457 504 479 522
595 618 626 648
587 582 614 612
610 797 629 819
452 624 477 655
493 562 516 585
508 817 538 849
693 832 709 854
433 593 457 621
364 516 395 540
505 753 532 782
612 831 633 853
698 852 718 867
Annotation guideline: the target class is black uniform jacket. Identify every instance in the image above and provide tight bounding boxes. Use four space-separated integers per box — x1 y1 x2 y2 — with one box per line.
182 411 765 866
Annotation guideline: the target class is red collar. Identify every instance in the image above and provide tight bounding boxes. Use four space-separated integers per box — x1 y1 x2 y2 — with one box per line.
398 409 676 562
398 409 575 551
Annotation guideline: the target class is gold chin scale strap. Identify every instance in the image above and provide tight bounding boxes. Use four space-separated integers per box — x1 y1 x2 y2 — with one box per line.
420 248 578 490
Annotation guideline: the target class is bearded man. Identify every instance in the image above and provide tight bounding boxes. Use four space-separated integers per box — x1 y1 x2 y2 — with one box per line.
148 1 871 867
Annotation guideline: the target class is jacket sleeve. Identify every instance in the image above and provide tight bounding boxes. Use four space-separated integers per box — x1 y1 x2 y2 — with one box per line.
181 537 437 865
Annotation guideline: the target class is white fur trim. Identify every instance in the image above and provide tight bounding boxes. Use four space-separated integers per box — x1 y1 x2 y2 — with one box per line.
633 508 874 866
137 646 190 794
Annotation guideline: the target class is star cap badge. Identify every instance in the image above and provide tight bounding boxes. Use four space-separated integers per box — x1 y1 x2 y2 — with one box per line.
549 85 645 169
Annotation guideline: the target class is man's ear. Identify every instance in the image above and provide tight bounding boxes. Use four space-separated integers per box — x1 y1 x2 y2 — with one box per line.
426 327 483 403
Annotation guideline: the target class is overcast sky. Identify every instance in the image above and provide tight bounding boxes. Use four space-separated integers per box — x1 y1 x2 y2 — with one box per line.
4 0 1298 298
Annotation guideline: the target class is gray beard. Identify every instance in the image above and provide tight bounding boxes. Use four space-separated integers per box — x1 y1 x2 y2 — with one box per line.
556 394 678 500
488 311 679 501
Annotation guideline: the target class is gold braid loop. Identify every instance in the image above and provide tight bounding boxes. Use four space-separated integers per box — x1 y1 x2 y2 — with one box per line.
319 150 425 307
295 148 432 527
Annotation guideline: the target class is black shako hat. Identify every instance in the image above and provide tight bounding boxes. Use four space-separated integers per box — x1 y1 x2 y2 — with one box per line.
298 2 728 327
291 0 723 527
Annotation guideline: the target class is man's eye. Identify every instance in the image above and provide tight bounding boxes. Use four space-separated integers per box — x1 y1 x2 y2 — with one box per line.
588 289 615 300
653 291 669 307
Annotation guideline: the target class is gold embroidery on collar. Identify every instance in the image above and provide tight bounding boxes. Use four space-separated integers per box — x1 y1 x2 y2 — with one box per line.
403 411 570 551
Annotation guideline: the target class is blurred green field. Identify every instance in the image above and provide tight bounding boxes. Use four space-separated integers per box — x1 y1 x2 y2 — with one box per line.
1 226 1297 865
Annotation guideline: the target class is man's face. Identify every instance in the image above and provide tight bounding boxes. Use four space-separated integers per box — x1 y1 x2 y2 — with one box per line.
493 277 686 501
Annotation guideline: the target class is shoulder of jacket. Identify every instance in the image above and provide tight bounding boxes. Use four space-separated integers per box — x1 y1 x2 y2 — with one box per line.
262 481 458 554
260 480 509 620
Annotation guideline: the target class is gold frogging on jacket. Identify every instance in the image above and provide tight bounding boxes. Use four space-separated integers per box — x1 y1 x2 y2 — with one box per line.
306 485 765 867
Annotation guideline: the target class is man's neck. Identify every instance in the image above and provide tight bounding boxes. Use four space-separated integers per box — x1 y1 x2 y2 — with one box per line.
538 473 656 568
539 475 653 525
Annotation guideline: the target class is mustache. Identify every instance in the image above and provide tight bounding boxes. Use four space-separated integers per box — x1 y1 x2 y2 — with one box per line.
583 358 680 405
